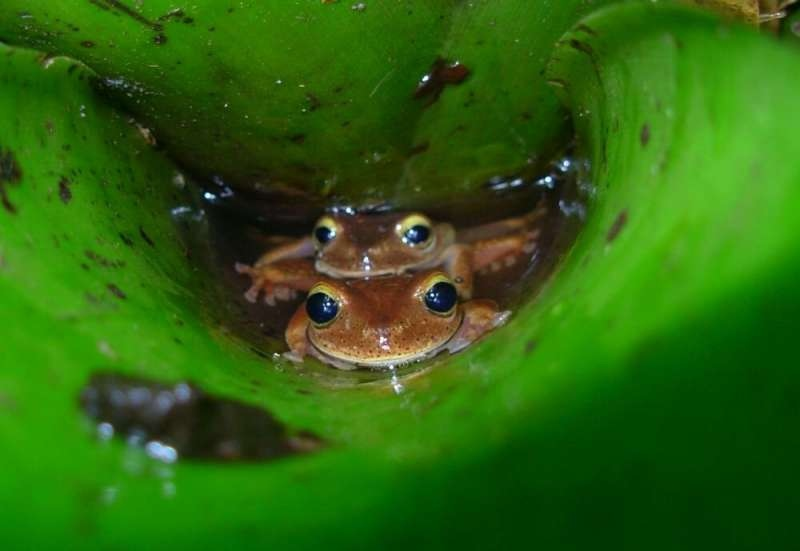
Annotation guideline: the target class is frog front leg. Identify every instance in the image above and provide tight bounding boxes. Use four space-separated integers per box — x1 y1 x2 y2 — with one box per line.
440 243 475 299
235 237 317 304
445 299 510 355
284 304 311 362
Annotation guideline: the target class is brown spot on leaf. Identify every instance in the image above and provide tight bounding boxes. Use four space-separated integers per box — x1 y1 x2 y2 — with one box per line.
414 57 471 106
569 39 594 57
305 93 321 112
107 283 127 299
80 40 95 48
119 232 134 247
85 250 125 269
0 147 22 214
139 226 155 247
640 124 650 147
607 209 628 242
58 177 73 204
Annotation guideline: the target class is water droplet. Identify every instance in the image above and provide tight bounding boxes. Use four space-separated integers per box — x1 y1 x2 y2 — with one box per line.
361 253 372 272
388 366 404 395
172 171 186 189
558 199 586 220
170 205 206 223
97 422 114 441
145 440 179 464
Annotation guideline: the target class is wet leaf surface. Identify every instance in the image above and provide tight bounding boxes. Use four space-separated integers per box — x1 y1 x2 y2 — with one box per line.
0 0 616 205
2 2 800 548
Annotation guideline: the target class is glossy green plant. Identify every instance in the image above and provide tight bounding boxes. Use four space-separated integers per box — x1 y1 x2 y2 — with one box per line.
2 2 800 549
0 0 617 204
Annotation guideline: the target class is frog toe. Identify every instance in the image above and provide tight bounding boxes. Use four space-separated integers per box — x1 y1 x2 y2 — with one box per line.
243 285 261 303
234 262 254 275
273 285 292 302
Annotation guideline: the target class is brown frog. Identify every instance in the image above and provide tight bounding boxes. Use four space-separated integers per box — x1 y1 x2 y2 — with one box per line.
236 208 542 303
284 271 509 370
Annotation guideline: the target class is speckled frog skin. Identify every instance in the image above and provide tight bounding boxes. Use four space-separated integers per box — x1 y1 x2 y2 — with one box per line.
284 271 509 370
236 208 542 303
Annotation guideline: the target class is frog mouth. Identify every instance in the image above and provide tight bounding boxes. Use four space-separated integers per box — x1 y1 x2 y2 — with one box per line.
307 313 464 368
314 251 445 279
314 260 400 279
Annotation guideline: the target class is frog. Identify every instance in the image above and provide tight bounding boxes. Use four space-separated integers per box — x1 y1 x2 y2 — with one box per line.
284 270 510 370
235 207 543 304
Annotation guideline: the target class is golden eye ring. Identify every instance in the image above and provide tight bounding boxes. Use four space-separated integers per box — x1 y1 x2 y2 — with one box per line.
312 215 339 249
305 283 342 328
396 213 435 249
420 273 458 317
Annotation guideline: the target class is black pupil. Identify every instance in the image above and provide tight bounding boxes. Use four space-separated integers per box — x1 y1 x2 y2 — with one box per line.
424 281 457 314
314 225 335 244
306 292 339 325
404 224 430 245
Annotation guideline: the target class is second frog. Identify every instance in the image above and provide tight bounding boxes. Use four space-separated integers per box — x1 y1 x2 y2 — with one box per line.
235 206 544 303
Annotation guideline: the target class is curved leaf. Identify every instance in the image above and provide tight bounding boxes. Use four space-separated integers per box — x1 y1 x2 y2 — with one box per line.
0 1 614 203
3 2 800 549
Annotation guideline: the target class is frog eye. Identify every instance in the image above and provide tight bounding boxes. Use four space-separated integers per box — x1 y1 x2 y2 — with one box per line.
313 216 338 248
306 284 341 327
422 275 458 316
396 214 434 248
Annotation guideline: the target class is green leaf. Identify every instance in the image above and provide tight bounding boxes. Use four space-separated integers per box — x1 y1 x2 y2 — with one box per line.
0 0 614 203
3 2 800 549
